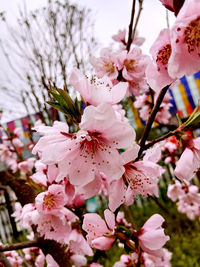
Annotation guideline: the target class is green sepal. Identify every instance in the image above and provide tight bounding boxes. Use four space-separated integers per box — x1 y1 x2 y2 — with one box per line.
176 113 182 126
183 104 200 129
48 85 83 123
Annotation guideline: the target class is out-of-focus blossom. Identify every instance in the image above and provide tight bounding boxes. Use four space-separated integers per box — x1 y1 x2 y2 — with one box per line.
138 214 170 254
174 137 200 181
83 209 115 250
168 0 200 78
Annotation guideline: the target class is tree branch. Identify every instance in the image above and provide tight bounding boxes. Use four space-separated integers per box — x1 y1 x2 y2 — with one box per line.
132 0 144 41
0 240 39 252
137 85 170 159
126 0 136 51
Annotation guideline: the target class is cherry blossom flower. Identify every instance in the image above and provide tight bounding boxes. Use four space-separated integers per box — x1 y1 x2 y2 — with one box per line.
18 157 35 174
35 184 67 214
112 29 126 44
117 48 149 94
167 181 185 201
33 104 135 187
69 68 128 106
30 160 48 186
138 214 170 254
168 0 200 78
31 209 76 243
177 190 200 219
82 209 115 250
123 146 164 201
90 48 119 79
107 144 164 211
0 142 18 172
174 137 200 181
145 29 176 92
67 229 93 256
143 248 172 267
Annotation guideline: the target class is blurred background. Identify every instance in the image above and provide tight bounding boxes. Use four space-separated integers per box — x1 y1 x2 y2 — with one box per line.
0 0 175 123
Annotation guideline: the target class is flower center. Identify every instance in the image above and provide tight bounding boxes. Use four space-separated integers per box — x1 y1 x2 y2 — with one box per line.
80 132 106 154
104 62 115 73
156 44 172 70
43 193 55 210
184 17 200 53
124 59 135 72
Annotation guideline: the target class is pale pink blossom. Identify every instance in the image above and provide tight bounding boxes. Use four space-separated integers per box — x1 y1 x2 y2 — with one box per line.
118 47 149 84
132 30 145 47
177 185 200 219
112 29 145 47
18 157 35 174
67 229 93 256
31 209 76 243
145 29 176 92
174 137 200 181
4 250 23 266
0 142 18 172
82 209 115 250
107 144 164 211
30 160 47 186
138 214 170 254
112 104 129 123
70 68 128 106
35 184 67 214
122 146 164 202
34 104 135 187
134 94 149 109
12 202 22 223
143 248 172 267
168 0 200 78
90 48 119 79
18 203 36 230
112 29 126 44
167 181 185 201
143 143 162 163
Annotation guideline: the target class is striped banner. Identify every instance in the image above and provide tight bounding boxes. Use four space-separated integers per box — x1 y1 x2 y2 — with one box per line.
169 71 200 118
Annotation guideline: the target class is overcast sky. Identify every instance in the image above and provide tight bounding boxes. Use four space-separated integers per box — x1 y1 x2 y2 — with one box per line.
0 0 175 53
0 0 175 122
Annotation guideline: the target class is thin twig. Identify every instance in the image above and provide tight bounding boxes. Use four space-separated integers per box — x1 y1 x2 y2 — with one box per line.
126 0 136 51
137 85 170 160
0 240 39 252
144 131 175 150
132 0 144 41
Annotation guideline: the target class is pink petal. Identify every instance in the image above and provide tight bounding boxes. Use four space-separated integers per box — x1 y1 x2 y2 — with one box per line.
104 209 115 230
